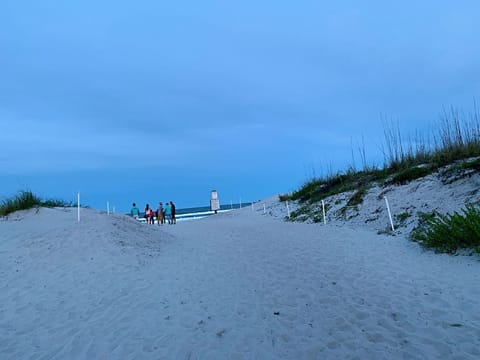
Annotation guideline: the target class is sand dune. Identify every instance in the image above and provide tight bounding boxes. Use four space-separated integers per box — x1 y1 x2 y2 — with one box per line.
1 204 479 359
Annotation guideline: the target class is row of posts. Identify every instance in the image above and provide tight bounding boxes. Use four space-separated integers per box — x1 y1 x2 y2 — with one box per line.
255 196 395 232
77 191 396 232
76 192 116 223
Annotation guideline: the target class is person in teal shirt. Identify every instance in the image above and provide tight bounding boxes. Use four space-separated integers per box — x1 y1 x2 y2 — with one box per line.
164 202 172 224
130 203 140 219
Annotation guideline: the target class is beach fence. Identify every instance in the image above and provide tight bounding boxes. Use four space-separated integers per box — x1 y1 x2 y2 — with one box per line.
266 195 398 231
249 201 267 215
319 196 396 230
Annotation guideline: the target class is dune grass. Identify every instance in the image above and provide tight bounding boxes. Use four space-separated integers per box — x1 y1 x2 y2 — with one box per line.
411 205 480 253
280 106 480 205
0 190 73 217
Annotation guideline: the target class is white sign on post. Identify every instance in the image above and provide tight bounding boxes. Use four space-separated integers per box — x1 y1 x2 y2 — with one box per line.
210 190 220 213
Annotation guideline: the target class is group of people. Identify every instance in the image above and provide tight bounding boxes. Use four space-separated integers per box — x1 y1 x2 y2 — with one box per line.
130 201 176 225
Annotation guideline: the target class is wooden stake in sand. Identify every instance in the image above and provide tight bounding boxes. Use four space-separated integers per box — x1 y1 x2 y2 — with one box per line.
384 196 395 232
322 200 326 225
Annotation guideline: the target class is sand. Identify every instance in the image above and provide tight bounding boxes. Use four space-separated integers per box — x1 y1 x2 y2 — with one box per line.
1 203 479 359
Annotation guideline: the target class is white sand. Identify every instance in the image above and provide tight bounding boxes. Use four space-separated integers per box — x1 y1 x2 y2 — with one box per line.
1 204 479 359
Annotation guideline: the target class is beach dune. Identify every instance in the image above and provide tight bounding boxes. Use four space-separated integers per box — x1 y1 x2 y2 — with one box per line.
1 204 479 359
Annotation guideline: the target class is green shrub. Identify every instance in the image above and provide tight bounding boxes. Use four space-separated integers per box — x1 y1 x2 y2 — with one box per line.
453 157 480 172
0 190 72 217
288 205 313 221
285 169 384 205
395 212 411 222
394 211 412 228
390 166 434 185
346 186 367 207
411 205 480 253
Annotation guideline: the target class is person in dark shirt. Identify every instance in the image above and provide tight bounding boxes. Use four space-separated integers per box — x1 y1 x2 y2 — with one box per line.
144 204 152 224
170 201 176 224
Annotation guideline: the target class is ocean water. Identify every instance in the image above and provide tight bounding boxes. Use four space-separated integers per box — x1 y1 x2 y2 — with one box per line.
176 202 253 221
137 202 252 222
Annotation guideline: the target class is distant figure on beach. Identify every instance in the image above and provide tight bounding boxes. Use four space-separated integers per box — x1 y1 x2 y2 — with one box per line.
144 204 152 224
164 201 172 224
170 201 176 224
130 203 140 219
157 202 164 225
149 208 155 224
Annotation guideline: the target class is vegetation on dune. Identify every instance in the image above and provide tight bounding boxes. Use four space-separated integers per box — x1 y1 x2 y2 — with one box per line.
279 169 385 204
0 190 73 217
279 105 480 253
388 165 434 185
411 205 480 254
282 108 480 205
346 186 368 207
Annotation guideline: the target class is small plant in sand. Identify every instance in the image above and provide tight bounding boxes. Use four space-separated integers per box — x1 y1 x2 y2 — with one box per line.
346 186 367 207
388 165 434 185
0 190 73 217
411 205 480 253
377 226 395 236
453 157 480 172
395 211 412 226
288 205 313 222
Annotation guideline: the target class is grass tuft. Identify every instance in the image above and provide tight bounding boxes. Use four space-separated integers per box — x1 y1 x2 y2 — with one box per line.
346 186 368 207
0 190 73 217
389 166 434 185
411 205 480 253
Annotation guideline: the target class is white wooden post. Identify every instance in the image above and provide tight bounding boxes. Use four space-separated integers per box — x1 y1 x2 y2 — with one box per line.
321 200 326 225
77 192 80 223
107 201 110 215
263 203 266 215
286 201 290 218
240 198 242 208
384 196 395 231
251 203 254 211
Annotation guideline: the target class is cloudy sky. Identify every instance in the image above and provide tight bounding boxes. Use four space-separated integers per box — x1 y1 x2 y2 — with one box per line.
1 1 479 212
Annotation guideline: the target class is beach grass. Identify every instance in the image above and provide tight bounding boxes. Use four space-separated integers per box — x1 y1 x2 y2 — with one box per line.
0 190 73 217
411 204 480 253
281 106 480 205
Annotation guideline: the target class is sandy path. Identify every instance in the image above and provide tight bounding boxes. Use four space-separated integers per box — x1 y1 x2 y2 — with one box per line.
157 209 480 359
1 207 479 359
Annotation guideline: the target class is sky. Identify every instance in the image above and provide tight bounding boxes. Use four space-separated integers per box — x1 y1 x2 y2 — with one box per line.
1 1 479 212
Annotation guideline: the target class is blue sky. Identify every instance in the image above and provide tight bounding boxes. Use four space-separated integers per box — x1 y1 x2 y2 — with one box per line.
1 1 479 212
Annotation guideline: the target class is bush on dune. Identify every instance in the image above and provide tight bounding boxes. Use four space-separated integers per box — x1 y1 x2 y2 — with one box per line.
411 204 480 254
0 190 72 217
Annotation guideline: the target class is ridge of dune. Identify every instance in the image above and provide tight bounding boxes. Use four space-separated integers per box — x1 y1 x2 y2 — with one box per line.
267 162 480 239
